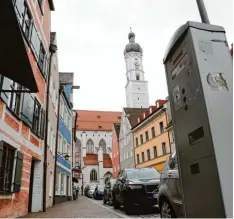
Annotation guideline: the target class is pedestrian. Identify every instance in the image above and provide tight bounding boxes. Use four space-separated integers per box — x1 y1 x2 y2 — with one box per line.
81 185 84 195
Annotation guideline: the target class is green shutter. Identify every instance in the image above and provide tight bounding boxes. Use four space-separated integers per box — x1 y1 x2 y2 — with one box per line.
0 141 3 168
13 151 23 192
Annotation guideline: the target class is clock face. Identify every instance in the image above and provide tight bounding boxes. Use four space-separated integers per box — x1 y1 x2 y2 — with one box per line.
134 60 140 69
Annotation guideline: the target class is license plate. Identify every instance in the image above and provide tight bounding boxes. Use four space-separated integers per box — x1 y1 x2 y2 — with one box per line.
152 194 158 198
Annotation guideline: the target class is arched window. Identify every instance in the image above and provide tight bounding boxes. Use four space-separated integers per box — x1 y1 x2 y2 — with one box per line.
136 74 140 80
76 139 81 151
90 169 97 181
86 139 94 153
99 139 106 153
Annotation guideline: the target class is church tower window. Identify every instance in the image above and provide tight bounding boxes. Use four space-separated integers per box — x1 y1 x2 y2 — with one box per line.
90 169 97 181
136 74 140 80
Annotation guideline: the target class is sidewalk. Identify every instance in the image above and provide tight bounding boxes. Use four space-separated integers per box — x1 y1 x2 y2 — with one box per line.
24 195 121 218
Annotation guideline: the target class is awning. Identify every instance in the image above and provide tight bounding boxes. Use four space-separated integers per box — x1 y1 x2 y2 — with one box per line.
0 0 38 92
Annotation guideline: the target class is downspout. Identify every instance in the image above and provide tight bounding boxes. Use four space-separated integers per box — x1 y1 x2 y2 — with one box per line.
164 108 171 154
71 111 78 197
53 85 63 206
43 43 57 212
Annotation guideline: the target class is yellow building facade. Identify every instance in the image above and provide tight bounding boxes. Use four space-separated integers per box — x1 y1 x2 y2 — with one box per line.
133 105 171 173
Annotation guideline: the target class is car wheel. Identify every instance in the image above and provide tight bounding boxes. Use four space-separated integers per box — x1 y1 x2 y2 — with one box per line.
113 195 120 209
103 196 107 204
160 199 176 218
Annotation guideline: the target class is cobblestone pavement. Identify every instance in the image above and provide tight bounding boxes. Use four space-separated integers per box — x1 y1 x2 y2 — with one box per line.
25 195 122 218
91 199 160 218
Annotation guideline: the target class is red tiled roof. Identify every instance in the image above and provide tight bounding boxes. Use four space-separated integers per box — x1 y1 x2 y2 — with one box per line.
76 110 121 131
83 153 113 168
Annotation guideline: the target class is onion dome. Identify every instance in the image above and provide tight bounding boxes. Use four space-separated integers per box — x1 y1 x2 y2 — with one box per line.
124 28 143 55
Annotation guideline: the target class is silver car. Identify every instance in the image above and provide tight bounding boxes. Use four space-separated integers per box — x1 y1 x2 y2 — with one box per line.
158 152 184 218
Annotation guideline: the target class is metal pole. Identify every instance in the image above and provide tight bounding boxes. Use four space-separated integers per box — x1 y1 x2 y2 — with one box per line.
196 0 210 24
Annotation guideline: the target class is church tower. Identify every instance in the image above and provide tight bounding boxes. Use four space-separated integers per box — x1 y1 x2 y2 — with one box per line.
124 28 150 108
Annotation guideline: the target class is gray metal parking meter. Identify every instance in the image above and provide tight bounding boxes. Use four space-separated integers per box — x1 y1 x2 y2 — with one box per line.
163 21 233 218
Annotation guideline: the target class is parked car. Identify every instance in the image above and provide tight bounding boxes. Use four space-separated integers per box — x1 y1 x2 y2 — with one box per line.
112 167 160 214
94 184 105 200
88 184 97 198
103 179 117 205
158 152 184 218
84 183 97 197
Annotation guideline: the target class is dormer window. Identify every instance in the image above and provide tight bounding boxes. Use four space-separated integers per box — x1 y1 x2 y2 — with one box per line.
98 125 102 128
97 115 101 118
118 116 121 119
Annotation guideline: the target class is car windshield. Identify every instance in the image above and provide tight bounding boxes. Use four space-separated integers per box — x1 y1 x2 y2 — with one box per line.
126 168 160 180
98 185 104 191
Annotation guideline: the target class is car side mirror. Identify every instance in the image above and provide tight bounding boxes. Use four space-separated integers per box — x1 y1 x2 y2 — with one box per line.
119 177 125 183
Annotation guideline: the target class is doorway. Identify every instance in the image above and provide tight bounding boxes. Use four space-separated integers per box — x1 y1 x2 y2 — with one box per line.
28 159 35 212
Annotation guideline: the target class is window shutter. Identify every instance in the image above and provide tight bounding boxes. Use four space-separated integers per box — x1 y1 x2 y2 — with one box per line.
21 93 35 128
13 151 23 192
0 77 12 104
14 0 25 25
30 23 41 60
39 109 45 139
0 141 3 168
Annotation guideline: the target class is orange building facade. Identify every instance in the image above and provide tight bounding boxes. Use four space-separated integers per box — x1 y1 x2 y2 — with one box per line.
0 0 55 217
112 123 120 178
132 100 171 173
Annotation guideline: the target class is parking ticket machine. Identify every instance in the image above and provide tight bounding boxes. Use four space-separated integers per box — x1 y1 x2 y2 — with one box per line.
163 21 233 218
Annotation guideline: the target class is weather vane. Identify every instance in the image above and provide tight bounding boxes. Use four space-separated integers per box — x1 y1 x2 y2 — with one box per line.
130 25 132 32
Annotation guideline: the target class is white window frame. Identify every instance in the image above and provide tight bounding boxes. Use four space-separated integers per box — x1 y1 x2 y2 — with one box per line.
55 170 61 195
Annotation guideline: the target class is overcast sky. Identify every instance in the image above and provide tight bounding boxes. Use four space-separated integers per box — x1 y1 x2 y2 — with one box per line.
51 0 233 111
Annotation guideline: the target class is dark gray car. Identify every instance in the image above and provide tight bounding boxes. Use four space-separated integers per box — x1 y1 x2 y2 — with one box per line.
158 153 184 218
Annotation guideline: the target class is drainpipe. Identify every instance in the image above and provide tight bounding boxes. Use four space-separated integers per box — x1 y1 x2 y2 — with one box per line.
164 108 171 154
71 111 78 198
43 43 57 212
52 85 63 206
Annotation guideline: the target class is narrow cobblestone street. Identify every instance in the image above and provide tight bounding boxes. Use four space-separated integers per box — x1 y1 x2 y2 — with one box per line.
25 196 121 218
25 195 160 218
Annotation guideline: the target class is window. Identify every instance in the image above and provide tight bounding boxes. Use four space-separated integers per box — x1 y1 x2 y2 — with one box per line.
0 142 16 192
7 81 22 116
162 142 166 155
67 146 71 162
159 122 164 134
140 134 143 144
141 152 145 163
63 140 67 154
153 146 157 158
86 139 94 153
147 149 151 160
145 131 149 141
58 134 62 153
136 74 140 80
39 109 45 139
90 169 97 181
60 173 66 195
99 139 106 153
38 43 46 73
151 127 155 138
55 171 60 195
32 99 41 136
22 2 32 40
60 99 64 118
49 171 53 197
137 154 140 164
